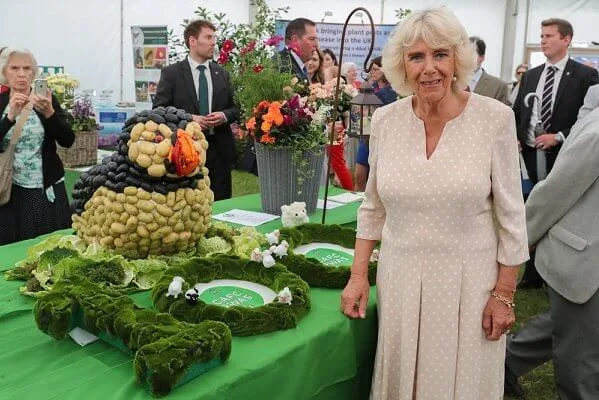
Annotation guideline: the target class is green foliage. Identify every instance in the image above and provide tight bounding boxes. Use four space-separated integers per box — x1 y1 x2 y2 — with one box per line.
277 223 378 288
395 8 412 21
130 258 170 290
152 255 311 336
196 236 233 257
36 247 80 273
33 276 232 397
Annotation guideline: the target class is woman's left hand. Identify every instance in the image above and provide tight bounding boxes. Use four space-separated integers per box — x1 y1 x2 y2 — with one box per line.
482 291 515 340
31 89 54 119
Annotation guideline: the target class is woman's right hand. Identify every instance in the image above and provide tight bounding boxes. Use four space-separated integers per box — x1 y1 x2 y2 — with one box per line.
7 93 30 122
340 273 370 319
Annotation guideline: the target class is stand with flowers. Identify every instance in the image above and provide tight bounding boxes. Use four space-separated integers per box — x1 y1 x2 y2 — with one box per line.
47 73 98 167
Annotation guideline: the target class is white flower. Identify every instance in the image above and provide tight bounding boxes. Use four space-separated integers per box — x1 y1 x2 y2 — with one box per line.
277 287 293 305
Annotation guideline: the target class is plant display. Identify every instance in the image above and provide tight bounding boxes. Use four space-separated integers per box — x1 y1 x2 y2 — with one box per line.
152 254 311 336
34 276 232 397
276 223 378 288
46 73 97 133
70 107 213 258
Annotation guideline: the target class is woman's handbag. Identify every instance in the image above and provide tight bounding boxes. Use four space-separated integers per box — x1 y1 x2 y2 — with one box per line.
0 104 33 206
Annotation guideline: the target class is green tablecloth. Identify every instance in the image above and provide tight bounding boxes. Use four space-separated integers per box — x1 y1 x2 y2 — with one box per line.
0 192 377 400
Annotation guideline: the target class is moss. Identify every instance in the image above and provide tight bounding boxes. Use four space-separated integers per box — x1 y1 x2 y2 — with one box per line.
33 276 232 397
276 223 378 288
152 255 311 336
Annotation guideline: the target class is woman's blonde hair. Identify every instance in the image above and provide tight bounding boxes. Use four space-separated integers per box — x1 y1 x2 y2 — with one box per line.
0 47 39 85
382 6 475 97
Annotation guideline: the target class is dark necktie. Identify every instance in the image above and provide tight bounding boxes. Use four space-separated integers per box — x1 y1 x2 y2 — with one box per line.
302 65 308 79
541 66 556 131
197 65 209 116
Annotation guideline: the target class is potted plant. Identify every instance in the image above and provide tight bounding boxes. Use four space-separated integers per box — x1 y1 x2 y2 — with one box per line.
47 73 98 167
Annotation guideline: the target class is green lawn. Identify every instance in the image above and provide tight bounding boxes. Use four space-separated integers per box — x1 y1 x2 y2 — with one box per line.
66 168 555 398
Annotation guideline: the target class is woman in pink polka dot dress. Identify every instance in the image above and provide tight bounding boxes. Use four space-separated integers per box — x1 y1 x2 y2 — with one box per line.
340 7 529 400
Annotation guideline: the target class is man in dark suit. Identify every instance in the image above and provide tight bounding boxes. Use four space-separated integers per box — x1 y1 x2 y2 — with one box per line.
153 19 239 200
242 17 318 175
511 18 599 290
468 37 509 104
278 18 318 81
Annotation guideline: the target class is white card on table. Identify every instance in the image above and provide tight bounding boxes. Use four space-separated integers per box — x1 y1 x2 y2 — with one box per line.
68 327 99 346
212 209 279 227
327 192 365 204
316 199 344 210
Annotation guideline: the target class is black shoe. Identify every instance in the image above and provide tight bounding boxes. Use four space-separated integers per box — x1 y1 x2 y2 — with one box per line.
516 279 544 290
504 363 526 399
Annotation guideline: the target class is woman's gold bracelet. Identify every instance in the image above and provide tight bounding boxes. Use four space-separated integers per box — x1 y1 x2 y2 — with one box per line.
491 290 516 308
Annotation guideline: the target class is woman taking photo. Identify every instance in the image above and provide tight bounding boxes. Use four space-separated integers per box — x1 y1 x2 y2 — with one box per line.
0 48 74 245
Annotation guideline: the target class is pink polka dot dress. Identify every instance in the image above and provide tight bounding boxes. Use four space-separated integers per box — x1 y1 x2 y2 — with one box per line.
357 94 529 400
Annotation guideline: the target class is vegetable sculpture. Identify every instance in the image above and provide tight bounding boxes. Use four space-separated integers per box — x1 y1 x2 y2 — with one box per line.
71 107 213 258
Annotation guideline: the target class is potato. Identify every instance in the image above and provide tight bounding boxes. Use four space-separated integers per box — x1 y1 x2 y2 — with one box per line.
131 122 145 140
173 221 185 233
110 222 127 235
101 225 111 236
151 153 164 164
173 199 186 211
116 192 127 203
128 142 139 161
190 211 201 221
124 187 138 196
175 189 185 202
152 211 167 226
111 202 124 213
139 237 151 247
136 189 151 200
142 130 156 141
147 163 166 177
144 120 158 132
137 225 149 238
118 212 129 224
123 203 138 216
151 192 166 204
182 205 192 220
123 242 137 250
113 238 124 248
146 222 159 232
100 236 114 246
167 211 182 225
158 123 172 137
166 192 176 207
201 140 209 150
155 203 173 217
163 232 179 244
137 141 155 156
179 231 192 241
137 200 154 213
156 139 171 157
184 220 194 232
107 190 116 201
126 195 138 204
138 212 154 224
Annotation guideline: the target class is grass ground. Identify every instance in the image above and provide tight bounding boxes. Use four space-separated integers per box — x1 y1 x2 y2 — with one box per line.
67 169 556 398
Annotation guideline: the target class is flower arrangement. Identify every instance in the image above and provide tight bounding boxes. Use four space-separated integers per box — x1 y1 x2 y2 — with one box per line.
308 81 358 113
47 73 97 133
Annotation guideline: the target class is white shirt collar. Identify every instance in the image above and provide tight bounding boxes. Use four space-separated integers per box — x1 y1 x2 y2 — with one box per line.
546 53 569 70
188 55 210 71
288 47 305 72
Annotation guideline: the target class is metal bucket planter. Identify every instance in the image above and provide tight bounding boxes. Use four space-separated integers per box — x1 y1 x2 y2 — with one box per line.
255 143 325 215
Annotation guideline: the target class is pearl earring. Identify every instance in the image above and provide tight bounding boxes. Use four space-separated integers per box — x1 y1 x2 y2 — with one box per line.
452 76 457 81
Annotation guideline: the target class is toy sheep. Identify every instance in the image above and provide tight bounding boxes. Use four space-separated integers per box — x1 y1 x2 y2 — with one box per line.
262 250 276 268
370 249 380 262
184 287 200 304
166 276 185 298
273 240 289 258
250 247 263 262
281 202 309 227
277 287 293 305
265 229 280 245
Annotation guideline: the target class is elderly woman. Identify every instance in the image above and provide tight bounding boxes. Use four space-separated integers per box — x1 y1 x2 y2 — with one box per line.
340 62 361 88
0 48 74 245
340 7 528 399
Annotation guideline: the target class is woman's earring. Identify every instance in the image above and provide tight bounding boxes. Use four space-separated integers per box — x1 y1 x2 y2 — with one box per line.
452 76 457 81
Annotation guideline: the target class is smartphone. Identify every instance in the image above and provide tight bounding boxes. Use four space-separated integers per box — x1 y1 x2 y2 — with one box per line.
33 79 48 96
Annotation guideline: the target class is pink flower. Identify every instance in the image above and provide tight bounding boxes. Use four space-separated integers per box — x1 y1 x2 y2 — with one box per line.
217 50 230 65
288 39 301 56
283 115 293 126
264 35 284 47
222 39 235 53
253 64 264 73
241 40 257 56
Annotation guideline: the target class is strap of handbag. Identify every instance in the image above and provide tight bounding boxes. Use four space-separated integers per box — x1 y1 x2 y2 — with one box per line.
8 103 33 145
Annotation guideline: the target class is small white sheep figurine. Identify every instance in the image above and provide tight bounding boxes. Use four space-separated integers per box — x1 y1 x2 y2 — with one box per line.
184 287 200 304
281 201 309 227
265 229 280 245
370 249 380 262
277 287 293 305
166 276 185 298
250 248 263 262
273 240 289 258
262 250 276 268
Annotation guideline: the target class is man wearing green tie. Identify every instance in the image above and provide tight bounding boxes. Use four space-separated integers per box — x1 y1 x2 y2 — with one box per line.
154 19 239 200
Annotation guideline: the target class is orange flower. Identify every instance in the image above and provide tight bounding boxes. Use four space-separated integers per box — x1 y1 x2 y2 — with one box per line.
245 117 256 130
260 132 276 144
257 100 270 110
261 102 284 133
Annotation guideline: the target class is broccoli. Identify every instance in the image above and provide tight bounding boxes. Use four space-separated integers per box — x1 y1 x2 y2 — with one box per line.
25 276 43 293
86 260 126 286
4 261 36 281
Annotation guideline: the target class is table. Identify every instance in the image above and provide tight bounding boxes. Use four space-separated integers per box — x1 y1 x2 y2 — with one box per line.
0 192 377 400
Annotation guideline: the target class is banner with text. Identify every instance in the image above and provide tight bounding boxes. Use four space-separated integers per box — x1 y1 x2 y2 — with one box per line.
131 26 169 108
275 20 395 73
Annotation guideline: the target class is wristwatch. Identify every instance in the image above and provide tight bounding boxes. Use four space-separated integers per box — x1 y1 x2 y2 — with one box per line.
555 132 565 143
